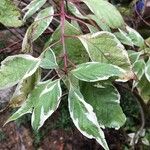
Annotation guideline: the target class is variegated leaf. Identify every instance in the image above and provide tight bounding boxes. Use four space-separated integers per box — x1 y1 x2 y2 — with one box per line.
31 79 62 130
0 55 40 90
71 62 125 82
145 59 150 82
128 50 142 65
23 0 47 21
78 31 132 72
126 26 144 47
0 0 22 27
68 2 109 31
137 75 150 104
40 47 58 69
132 59 145 88
6 79 62 130
82 0 124 29
22 7 54 53
33 7 54 41
114 29 133 46
6 98 33 124
80 82 126 129
87 14 111 31
133 59 145 80
68 2 87 19
68 84 109 150
115 26 144 47
9 69 41 108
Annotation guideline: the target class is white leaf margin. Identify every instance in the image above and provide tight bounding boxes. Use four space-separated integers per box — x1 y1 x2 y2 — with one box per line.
78 31 131 66
39 47 58 69
31 79 62 130
23 0 47 21
145 59 150 82
0 54 41 90
71 62 126 82
68 85 109 150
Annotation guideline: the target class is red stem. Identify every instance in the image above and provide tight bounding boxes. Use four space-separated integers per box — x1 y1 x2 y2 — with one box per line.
65 14 87 25
61 0 68 74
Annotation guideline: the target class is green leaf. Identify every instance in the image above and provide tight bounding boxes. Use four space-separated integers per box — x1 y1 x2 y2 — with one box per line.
23 0 47 21
31 79 62 130
87 14 111 31
33 7 54 41
137 75 150 104
68 2 87 19
126 26 144 47
45 21 88 65
115 26 144 47
9 69 41 108
22 7 54 53
132 59 145 88
80 82 126 129
68 85 109 150
21 27 33 53
145 59 150 82
6 98 34 124
114 29 133 46
133 59 145 80
0 0 22 27
0 55 40 90
71 62 125 82
128 50 142 64
7 79 62 130
68 2 109 31
78 32 132 72
40 47 58 69
82 0 124 29
86 23 99 33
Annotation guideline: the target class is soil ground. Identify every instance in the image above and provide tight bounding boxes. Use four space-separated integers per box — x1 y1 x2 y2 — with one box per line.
0 107 126 150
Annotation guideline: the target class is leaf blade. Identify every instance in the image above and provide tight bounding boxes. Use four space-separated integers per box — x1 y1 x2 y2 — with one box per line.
68 85 109 150
0 0 22 27
78 31 132 71
0 55 40 90
9 69 41 108
31 79 62 130
23 0 47 21
40 47 58 69
22 7 54 53
71 62 125 82
145 59 150 82
82 0 124 29
80 82 126 129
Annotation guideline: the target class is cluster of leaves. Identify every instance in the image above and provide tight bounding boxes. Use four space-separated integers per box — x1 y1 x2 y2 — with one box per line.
0 0 150 149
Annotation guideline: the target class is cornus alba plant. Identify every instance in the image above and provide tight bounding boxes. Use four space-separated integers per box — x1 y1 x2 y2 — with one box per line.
0 0 150 149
